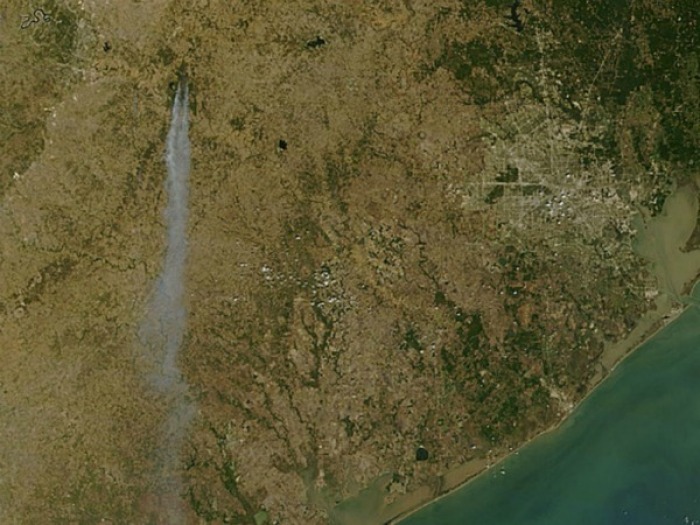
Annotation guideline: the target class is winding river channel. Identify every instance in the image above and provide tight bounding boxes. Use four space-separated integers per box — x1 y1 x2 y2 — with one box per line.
400 185 700 524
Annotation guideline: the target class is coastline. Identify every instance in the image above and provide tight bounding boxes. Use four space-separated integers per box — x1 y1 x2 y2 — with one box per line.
382 184 700 524
384 279 700 524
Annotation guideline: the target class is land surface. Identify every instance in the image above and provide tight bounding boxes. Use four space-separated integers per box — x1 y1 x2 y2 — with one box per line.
0 1 698 524
390 183 700 524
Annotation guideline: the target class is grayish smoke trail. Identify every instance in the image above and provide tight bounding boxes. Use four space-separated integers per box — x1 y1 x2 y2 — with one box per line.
139 78 195 524
145 79 190 391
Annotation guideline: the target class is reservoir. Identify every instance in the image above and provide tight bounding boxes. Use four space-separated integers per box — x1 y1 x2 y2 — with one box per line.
401 283 700 525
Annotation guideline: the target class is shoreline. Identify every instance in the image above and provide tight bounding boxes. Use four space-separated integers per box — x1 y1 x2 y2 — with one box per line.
381 184 700 524
383 275 700 525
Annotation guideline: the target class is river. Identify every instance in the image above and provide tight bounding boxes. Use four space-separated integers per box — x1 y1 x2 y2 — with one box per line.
402 283 700 524
400 184 700 524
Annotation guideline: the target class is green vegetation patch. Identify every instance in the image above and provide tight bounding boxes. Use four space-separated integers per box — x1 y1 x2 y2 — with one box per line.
32 1 79 64
496 165 518 183
434 39 506 104
484 185 504 204
400 325 423 352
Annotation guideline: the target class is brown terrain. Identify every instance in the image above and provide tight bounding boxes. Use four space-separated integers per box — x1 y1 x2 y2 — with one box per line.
0 0 698 523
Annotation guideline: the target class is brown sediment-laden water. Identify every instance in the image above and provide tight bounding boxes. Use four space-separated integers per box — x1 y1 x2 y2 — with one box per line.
398 184 700 525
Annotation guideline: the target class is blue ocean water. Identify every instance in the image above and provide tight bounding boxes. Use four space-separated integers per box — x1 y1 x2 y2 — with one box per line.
402 297 700 525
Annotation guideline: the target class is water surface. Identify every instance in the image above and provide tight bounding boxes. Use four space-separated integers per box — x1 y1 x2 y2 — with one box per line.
402 286 700 525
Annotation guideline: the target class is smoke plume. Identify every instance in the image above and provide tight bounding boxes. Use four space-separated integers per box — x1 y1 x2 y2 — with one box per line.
138 78 195 524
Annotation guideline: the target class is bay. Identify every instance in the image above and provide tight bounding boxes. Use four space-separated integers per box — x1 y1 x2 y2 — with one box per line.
402 285 700 525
